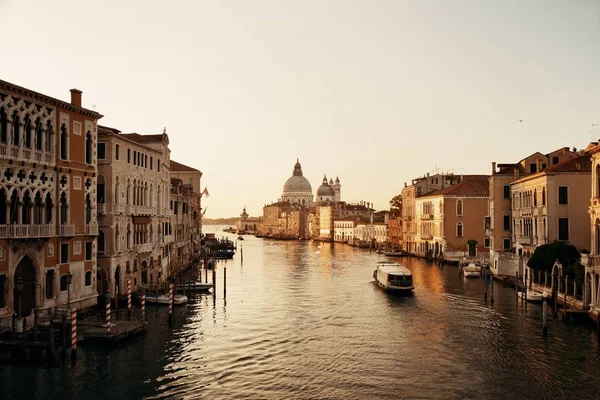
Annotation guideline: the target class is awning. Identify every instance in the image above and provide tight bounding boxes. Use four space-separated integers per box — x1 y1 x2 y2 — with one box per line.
132 216 152 224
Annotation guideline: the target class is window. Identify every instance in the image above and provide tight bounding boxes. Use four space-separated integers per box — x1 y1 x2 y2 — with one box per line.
115 144 120 160
85 241 92 261
60 275 68 292
558 218 569 241
484 216 490 229
529 163 537 174
503 215 510 231
0 275 5 307
97 143 106 159
542 163 546 170
484 238 490 248
503 238 511 250
134 151 137 165
542 187 546 206
60 123 68 160
85 133 93 164
85 271 92 287
456 222 463 237
503 185 510 199
158 162 161 172
150 157 153 170
552 156 559 165
533 189 537 206
60 243 69 264
558 187 568 204
45 270 54 299
456 200 463 216
127 149 131 163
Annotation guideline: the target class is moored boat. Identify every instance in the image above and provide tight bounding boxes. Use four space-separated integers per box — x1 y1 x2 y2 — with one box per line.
373 262 414 291
177 280 213 292
145 293 188 305
462 262 482 278
383 251 405 257
526 290 543 303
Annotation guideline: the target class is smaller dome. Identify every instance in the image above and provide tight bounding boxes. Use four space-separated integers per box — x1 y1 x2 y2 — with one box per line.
317 175 334 197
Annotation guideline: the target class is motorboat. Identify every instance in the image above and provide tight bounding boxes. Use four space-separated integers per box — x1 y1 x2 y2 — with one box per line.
145 293 188 305
526 290 544 303
462 262 482 278
177 280 213 292
383 251 405 257
373 262 414 292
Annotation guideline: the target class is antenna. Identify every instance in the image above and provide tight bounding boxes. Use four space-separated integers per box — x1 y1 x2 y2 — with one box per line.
591 124 598 141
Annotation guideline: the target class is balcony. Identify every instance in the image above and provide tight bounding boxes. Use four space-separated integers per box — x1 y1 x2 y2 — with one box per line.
60 225 75 236
0 143 55 164
126 205 136 215
517 235 532 245
163 234 174 244
97 203 107 215
403 215 412 221
519 207 532 217
420 213 433 220
590 256 600 268
135 243 153 253
114 204 124 214
0 224 54 238
85 223 98 235
420 234 433 240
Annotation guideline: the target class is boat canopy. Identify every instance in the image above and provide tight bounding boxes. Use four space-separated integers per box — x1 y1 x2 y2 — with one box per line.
377 263 412 276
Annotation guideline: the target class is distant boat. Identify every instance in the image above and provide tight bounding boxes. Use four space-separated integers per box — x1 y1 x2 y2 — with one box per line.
384 251 405 257
145 293 188 305
373 262 414 292
177 281 213 293
462 262 482 278
237 236 244 241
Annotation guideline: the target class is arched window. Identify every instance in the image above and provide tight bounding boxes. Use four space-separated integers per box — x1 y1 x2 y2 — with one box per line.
97 175 105 204
45 121 53 152
23 114 32 148
533 189 537 207
85 132 92 164
115 225 120 251
98 230 105 253
149 185 153 208
542 187 546 206
126 179 131 205
456 222 463 237
22 190 32 224
60 123 68 160
60 192 68 224
456 200 463 216
85 194 92 224
115 177 120 205
0 188 6 225
45 193 53 224
0 107 7 143
12 112 20 146
34 118 43 150
33 192 43 224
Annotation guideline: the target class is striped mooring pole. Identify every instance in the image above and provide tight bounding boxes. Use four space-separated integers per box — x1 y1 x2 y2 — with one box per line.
127 279 132 311
70 308 77 350
105 293 111 335
141 290 146 322
168 283 174 327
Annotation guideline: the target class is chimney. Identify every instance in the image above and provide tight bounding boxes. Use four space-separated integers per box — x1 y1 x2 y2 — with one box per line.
70 89 82 107
426 172 430 177
492 162 496 174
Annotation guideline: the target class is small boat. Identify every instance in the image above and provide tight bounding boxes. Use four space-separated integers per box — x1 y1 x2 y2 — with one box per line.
526 290 543 303
373 262 414 292
177 280 213 292
384 251 405 257
462 262 482 278
145 293 188 305
237 236 244 241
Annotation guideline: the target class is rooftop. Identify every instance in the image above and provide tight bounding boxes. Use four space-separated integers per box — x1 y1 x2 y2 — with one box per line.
170 160 201 173
420 177 489 198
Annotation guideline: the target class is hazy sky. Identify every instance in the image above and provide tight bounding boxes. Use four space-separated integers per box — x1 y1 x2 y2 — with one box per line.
2 0 599 217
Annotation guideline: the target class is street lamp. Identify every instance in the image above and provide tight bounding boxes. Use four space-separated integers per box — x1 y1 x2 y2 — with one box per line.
15 276 23 318
66 272 73 308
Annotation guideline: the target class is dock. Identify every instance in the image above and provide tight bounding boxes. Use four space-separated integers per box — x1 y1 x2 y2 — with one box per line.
79 310 146 345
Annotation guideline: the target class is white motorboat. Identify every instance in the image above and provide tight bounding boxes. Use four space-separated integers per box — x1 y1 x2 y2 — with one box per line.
463 262 482 278
526 290 543 303
373 262 414 292
177 281 213 292
145 293 188 305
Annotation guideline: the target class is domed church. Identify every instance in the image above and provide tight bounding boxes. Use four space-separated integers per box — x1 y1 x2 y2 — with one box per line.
281 159 314 206
316 175 341 203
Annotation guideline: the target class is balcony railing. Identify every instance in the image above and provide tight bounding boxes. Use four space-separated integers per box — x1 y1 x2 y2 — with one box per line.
126 205 136 215
519 207 532 216
97 203 107 215
85 223 98 235
420 234 433 240
0 224 54 238
163 234 174 244
0 143 55 164
590 256 600 267
115 204 124 214
517 235 532 245
135 243 153 253
60 225 75 236
420 213 434 220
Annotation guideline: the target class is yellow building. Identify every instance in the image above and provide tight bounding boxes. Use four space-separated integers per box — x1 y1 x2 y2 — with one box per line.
511 153 591 259
585 142 600 310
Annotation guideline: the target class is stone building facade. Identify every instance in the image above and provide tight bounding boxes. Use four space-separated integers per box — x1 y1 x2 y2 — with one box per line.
0 79 102 318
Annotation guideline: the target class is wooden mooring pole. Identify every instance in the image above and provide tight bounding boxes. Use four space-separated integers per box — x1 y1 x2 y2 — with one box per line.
543 296 548 338
515 271 519 303
491 276 495 305
224 262 227 297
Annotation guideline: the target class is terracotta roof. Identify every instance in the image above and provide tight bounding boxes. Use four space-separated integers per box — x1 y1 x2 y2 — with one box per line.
98 125 121 135
420 177 489 198
170 160 200 172
120 133 165 143
543 154 591 173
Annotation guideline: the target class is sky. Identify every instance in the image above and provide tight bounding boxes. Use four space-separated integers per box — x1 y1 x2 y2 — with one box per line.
1 0 599 217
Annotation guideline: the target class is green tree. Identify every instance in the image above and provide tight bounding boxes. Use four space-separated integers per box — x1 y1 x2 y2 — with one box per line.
389 194 402 217
527 241 583 279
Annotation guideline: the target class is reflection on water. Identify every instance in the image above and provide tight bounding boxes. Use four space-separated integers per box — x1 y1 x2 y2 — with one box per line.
2 228 600 399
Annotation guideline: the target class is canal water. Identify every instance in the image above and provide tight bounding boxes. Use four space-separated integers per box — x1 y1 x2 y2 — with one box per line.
2 226 600 399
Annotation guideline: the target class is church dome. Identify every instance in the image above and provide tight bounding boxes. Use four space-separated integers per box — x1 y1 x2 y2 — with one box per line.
281 159 313 206
283 175 312 193
317 175 334 197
